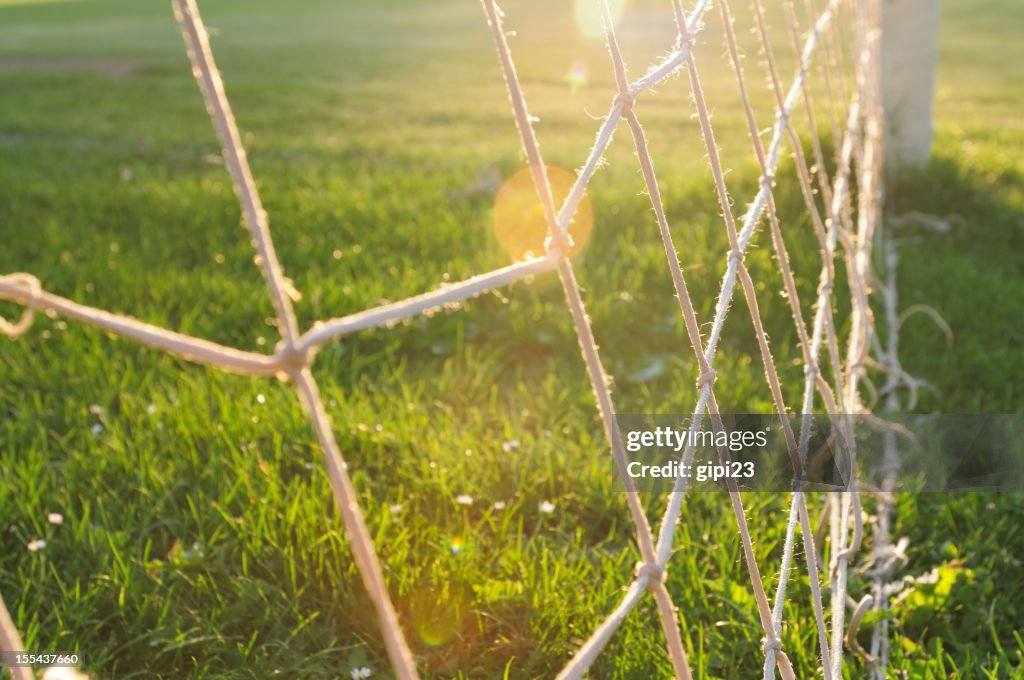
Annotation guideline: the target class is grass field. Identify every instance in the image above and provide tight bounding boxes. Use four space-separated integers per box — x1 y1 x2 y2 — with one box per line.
1 0 1022 678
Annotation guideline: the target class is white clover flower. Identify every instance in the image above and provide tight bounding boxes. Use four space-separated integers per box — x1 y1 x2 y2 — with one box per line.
501 439 520 453
88 404 104 416
90 424 103 436
27 539 47 552
538 501 556 514
493 501 507 510
48 513 64 525
388 504 403 514
455 495 474 506
147 403 158 415
350 667 372 679
256 393 266 404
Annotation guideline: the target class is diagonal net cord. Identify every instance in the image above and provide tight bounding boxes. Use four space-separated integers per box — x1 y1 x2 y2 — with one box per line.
715 0 844 674
485 0 873 677
0 0 884 678
730 0 878 676
603 0 811 676
647 3 868 678
172 1 419 677
479 2 715 677
670 1 840 675
0 594 33 680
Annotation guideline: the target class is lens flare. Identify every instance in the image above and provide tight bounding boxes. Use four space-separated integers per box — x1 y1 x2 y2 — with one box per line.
445 535 471 555
575 0 628 39
565 59 589 93
493 165 594 261
407 586 468 648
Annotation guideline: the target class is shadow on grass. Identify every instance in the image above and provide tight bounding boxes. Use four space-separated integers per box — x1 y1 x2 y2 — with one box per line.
884 152 1023 413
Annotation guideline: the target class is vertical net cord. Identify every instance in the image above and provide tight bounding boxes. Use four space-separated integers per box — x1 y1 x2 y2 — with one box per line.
821 3 874 676
606 0 795 673
171 1 419 677
671 2 830 675
829 1 884 675
868 236 902 678
763 0 866 675
614 2 776 675
737 0 883 675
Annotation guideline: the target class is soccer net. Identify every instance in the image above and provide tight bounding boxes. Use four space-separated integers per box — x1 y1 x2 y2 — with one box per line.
0 0 903 677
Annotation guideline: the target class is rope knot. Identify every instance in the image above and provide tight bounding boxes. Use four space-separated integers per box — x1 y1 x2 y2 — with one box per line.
273 339 314 380
761 636 783 654
634 561 666 588
0 273 42 339
544 230 574 260
728 249 744 266
696 368 717 389
614 90 636 114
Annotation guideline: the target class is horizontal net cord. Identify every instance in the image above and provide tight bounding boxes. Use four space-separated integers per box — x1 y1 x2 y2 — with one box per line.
0 274 280 376
297 254 557 349
0 254 559 377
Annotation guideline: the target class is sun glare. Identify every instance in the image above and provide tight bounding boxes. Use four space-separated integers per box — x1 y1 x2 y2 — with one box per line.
574 0 628 39
493 165 594 261
564 59 589 93
407 586 467 648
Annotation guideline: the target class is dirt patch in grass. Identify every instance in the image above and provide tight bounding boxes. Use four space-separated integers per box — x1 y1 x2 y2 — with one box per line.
0 56 139 78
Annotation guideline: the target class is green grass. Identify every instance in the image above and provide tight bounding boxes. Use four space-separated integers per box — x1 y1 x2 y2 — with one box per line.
1 0 1022 678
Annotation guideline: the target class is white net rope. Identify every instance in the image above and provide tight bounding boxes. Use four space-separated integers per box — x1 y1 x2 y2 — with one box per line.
0 0 895 677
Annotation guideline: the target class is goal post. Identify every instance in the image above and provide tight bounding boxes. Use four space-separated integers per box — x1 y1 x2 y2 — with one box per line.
881 0 941 169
